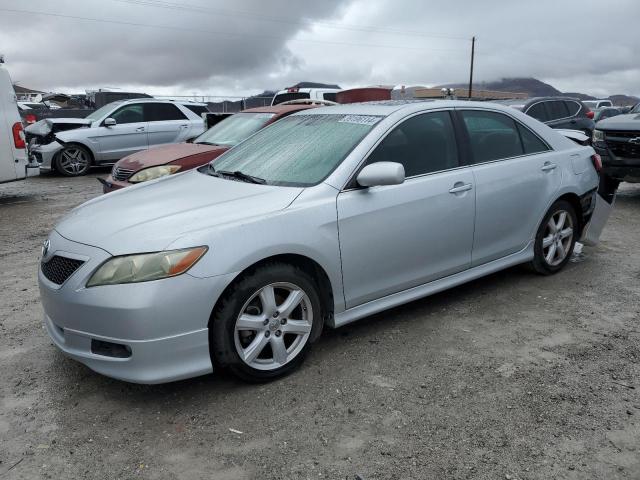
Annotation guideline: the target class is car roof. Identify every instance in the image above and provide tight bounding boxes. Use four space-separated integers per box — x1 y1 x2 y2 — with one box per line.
119 98 207 106
292 99 522 117
241 104 321 115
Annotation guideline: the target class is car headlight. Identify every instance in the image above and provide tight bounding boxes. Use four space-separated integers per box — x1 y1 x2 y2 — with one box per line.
592 129 605 144
87 247 207 287
128 165 181 183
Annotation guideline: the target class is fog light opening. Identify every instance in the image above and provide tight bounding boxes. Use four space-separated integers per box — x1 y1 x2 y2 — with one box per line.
91 339 132 358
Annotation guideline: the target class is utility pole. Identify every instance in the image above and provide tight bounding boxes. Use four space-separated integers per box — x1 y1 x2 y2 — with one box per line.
468 36 475 99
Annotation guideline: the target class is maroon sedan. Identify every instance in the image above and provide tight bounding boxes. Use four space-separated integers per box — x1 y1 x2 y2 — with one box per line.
101 103 321 193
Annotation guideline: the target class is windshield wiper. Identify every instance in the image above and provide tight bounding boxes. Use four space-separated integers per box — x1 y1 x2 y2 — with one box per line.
208 165 266 184
197 141 221 146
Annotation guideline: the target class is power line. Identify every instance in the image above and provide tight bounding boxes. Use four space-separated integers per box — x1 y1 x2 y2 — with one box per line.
108 0 471 41
0 7 469 54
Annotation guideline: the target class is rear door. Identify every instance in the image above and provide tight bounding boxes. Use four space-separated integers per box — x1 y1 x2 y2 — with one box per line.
337 110 475 307
457 109 562 266
95 103 148 161
144 103 191 148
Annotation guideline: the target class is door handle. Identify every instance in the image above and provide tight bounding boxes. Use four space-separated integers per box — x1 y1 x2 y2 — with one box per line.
449 182 473 194
179 124 189 128
541 162 557 172
135 127 145 132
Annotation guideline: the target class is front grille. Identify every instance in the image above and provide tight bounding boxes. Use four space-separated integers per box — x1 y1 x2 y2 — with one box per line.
112 166 135 181
605 131 640 159
41 256 85 285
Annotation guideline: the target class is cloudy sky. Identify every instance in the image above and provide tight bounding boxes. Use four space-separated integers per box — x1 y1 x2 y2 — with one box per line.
1 0 639 99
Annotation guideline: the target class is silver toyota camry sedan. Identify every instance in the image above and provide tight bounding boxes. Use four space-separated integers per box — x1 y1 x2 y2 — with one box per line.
38 100 600 383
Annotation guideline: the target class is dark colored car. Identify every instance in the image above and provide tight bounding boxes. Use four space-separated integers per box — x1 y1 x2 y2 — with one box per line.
593 107 621 123
592 102 640 184
101 103 323 192
497 97 596 136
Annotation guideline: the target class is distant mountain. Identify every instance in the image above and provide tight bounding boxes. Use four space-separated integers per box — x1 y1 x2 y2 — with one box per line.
440 77 561 97
440 77 638 106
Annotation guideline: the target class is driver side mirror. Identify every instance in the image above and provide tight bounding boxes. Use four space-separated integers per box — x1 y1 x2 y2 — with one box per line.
104 117 117 127
356 162 405 188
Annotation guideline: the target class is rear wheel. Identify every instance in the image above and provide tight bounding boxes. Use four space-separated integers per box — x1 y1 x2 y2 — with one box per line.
210 263 323 382
55 145 92 176
528 200 578 275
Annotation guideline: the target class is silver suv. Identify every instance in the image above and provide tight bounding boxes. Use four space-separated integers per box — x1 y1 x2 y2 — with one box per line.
26 99 207 176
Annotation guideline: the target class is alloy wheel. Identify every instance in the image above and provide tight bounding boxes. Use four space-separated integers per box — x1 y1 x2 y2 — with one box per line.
234 282 313 371
542 210 574 266
58 147 89 175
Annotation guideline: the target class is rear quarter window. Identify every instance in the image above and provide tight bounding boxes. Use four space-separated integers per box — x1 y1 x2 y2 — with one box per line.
564 101 581 116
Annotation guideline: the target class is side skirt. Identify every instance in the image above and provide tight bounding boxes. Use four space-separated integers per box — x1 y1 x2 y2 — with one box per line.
331 242 534 328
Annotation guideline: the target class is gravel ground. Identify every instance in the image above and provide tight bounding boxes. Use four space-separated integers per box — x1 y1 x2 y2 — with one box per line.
1 171 639 480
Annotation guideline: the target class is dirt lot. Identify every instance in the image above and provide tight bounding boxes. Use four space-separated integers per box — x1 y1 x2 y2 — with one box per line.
0 171 638 480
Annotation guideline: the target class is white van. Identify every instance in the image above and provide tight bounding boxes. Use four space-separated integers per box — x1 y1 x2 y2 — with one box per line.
0 57 39 184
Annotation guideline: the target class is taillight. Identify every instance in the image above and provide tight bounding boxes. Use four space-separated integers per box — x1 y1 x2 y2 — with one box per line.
591 153 602 172
586 109 594 120
12 122 26 149
24 114 37 124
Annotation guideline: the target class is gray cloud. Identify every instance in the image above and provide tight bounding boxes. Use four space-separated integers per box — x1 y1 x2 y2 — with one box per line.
1 0 639 97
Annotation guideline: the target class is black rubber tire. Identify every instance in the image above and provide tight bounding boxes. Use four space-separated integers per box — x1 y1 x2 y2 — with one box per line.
528 200 578 275
210 262 323 382
55 144 92 177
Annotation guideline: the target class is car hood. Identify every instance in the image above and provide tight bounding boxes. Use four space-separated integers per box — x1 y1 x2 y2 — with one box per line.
597 113 640 131
25 117 91 136
55 170 304 255
116 143 228 170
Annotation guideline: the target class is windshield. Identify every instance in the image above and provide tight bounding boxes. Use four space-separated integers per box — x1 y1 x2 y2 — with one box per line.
209 113 381 187
630 103 640 114
195 112 275 147
84 101 123 121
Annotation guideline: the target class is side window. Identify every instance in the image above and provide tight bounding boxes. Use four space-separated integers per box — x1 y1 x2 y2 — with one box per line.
183 105 208 116
366 111 458 177
323 92 337 102
461 110 524 163
565 101 580 116
526 102 549 122
144 103 188 122
516 123 549 154
110 104 144 124
547 101 570 120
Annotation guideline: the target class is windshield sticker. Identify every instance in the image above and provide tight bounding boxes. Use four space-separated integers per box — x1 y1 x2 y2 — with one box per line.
338 115 381 126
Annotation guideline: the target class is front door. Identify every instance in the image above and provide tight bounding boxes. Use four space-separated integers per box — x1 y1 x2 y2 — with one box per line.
337 111 476 308
96 103 148 161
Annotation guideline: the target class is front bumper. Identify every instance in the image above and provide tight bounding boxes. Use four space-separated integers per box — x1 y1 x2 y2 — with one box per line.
29 140 63 171
38 230 237 384
594 143 640 182
99 175 130 193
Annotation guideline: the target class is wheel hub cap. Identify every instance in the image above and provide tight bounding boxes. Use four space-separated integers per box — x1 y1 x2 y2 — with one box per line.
233 282 313 371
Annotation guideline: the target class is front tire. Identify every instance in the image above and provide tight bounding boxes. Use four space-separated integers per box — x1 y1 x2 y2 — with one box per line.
55 144 92 177
529 200 578 275
210 263 323 382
